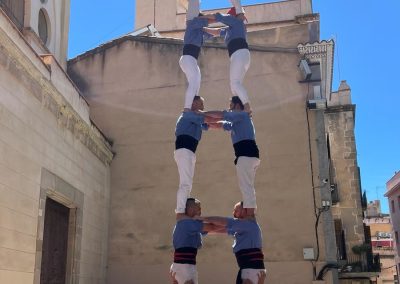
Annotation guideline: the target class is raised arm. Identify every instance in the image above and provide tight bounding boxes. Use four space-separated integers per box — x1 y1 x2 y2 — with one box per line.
203 223 227 234
204 110 223 120
199 13 217 21
199 216 229 227
207 122 223 130
203 27 223 37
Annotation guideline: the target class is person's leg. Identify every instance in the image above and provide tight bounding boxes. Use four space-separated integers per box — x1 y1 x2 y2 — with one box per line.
179 55 201 109
170 263 197 284
187 0 201 21
235 156 260 209
174 148 196 213
229 0 245 14
230 49 251 105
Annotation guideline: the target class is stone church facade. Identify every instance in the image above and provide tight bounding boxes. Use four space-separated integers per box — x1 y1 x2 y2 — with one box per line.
1 0 376 283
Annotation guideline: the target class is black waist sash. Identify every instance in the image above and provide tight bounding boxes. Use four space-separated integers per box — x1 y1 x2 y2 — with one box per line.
233 140 259 164
228 38 249 57
235 248 265 284
176 135 199 153
174 247 198 265
183 44 201 59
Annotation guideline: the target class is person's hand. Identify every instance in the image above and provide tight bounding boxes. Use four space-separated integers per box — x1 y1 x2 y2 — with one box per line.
242 270 266 284
169 271 178 284
257 270 266 283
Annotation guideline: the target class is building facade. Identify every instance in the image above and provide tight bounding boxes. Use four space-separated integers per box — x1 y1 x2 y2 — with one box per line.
0 0 381 283
0 1 113 283
365 200 397 284
385 171 400 282
68 0 345 283
325 81 380 282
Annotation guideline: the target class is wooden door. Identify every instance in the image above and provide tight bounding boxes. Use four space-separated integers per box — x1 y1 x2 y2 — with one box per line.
40 198 70 284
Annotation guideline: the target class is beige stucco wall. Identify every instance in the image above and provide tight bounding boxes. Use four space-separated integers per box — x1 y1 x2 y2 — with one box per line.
68 22 335 283
369 223 392 237
0 12 111 284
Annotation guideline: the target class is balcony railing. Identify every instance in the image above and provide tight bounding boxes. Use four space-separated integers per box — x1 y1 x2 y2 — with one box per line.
338 253 381 273
0 0 24 30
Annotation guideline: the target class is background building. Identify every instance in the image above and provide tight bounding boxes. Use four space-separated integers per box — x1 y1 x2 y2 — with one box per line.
385 171 400 283
365 200 397 284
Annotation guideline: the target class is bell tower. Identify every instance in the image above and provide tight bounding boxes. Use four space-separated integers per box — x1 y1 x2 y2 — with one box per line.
23 0 70 69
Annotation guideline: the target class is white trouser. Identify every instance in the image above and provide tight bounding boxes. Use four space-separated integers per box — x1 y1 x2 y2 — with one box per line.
170 263 198 284
174 148 196 213
236 156 260 208
179 55 201 109
242 268 267 283
187 0 200 21
230 0 245 14
230 48 251 105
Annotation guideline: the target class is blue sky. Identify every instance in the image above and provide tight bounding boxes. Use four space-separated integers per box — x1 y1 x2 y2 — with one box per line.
68 1 400 213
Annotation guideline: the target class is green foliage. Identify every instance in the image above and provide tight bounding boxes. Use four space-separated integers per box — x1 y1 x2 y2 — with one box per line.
351 243 371 255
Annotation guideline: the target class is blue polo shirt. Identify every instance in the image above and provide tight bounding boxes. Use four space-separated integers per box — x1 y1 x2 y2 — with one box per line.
222 111 255 144
227 218 263 253
215 13 247 45
183 17 213 59
173 219 204 249
184 18 213 47
175 111 208 153
175 111 208 141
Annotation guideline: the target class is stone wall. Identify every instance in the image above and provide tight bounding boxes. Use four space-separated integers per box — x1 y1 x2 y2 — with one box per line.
325 105 366 256
0 12 112 284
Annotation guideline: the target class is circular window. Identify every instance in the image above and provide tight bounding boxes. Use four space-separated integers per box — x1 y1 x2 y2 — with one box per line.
38 9 48 45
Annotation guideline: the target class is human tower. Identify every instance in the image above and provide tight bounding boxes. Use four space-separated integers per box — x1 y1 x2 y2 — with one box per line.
170 1 266 283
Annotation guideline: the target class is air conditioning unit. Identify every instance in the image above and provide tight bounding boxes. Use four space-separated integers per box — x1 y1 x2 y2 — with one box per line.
299 59 312 80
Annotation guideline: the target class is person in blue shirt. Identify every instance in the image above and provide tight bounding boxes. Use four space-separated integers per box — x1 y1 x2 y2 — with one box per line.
205 96 260 217
200 0 251 112
170 198 223 284
198 201 266 284
175 96 218 215
180 0 215 111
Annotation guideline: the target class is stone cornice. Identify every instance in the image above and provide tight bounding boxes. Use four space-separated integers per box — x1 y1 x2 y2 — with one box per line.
0 17 113 166
325 104 355 113
69 35 299 65
295 13 319 24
